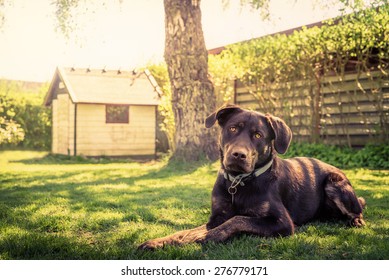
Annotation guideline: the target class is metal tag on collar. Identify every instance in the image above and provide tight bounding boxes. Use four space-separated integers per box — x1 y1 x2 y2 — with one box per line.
224 173 246 186
230 174 244 190
228 174 245 205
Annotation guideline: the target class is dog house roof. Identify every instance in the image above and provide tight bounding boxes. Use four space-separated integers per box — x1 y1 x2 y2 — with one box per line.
44 67 161 106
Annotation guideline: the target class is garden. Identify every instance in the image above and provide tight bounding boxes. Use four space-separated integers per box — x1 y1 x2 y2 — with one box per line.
0 4 388 260
0 147 388 259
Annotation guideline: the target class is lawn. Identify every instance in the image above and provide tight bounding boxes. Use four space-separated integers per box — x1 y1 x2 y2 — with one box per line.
0 150 388 260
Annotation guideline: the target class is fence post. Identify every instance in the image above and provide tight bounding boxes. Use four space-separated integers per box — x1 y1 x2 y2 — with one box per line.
312 63 322 143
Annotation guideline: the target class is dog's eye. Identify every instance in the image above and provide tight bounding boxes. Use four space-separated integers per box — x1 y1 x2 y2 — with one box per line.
254 133 262 139
229 126 237 132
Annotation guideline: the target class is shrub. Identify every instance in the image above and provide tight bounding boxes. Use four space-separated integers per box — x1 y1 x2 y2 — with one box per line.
284 143 388 169
0 80 51 150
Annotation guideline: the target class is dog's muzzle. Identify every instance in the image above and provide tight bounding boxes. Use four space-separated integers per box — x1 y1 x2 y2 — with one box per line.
224 147 257 174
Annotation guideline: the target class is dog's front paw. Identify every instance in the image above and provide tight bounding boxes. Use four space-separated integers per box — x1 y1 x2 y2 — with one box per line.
138 238 167 250
349 214 366 227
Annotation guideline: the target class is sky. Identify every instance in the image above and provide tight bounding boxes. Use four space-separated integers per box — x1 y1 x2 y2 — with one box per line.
0 0 343 82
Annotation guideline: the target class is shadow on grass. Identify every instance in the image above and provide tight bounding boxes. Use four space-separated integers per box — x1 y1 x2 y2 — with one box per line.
10 152 214 174
10 153 152 165
1 153 388 259
0 155 217 259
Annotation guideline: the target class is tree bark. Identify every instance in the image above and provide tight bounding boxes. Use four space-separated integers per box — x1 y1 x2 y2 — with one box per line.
163 0 218 161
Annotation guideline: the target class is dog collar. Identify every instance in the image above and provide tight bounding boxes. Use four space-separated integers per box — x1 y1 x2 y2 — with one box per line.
223 159 273 205
223 159 273 187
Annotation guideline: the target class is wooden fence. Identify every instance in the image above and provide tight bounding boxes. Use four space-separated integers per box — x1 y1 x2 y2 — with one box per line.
234 71 389 147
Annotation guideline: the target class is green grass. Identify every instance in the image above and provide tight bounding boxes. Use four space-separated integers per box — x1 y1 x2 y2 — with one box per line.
0 150 388 260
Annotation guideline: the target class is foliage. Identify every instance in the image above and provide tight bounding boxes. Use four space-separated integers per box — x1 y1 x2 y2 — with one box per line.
0 82 25 145
0 81 51 150
237 0 270 20
211 4 389 87
352 144 389 169
284 143 389 169
209 4 389 145
0 0 5 29
0 150 388 259
0 117 24 145
146 63 175 153
52 0 81 39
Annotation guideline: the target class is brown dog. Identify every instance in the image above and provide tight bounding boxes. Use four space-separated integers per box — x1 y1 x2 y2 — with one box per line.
139 105 365 249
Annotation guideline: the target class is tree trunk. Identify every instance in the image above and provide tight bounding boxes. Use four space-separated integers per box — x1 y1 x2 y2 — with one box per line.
163 0 218 161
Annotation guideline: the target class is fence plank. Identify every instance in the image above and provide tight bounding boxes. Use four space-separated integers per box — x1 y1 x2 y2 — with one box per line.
234 70 389 146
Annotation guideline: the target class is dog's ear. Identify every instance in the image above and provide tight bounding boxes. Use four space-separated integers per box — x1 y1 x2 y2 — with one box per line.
266 115 292 154
205 104 242 128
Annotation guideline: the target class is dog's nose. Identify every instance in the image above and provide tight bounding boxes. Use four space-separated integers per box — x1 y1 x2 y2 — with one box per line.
232 151 247 160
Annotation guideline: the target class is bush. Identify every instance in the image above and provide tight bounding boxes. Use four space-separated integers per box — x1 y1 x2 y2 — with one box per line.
14 98 51 150
0 84 25 145
147 63 175 153
0 80 51 150
352 144 389 169
284 143 388 169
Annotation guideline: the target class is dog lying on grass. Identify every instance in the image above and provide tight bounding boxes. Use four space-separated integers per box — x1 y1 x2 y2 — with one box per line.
139 104 366 250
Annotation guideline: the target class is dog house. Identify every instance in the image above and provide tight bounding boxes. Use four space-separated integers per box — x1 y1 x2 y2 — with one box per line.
44 67 160 158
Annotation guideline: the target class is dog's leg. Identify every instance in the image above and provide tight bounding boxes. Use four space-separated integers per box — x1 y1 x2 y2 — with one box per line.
138 224 209 250
204 215 294 243
324 173 366 227
139 213 294 250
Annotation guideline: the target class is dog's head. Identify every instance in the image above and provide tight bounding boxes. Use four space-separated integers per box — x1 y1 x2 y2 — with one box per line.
205 104 292 175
